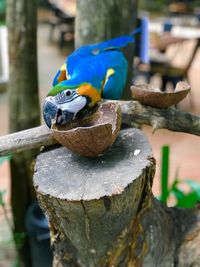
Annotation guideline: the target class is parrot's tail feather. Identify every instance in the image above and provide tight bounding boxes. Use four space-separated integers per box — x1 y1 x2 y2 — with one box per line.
93 27 141 52
93 36 133 52
130 27 141 36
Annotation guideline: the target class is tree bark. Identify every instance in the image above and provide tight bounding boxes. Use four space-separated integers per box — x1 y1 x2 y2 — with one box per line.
33 128 200 266
75 0 138 99
75 0 138 47
34 128 155 266
6 0 40 266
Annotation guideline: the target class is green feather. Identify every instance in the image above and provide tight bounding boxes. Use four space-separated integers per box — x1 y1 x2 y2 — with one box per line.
47 84 76 96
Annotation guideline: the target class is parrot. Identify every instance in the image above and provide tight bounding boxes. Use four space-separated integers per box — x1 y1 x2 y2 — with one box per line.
43 29 140 128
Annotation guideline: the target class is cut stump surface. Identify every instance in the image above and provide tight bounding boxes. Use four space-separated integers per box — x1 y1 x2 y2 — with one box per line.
34 128 153 201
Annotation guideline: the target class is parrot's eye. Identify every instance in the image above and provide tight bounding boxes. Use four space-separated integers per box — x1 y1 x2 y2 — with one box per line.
65 90 71 97
55 89 76 104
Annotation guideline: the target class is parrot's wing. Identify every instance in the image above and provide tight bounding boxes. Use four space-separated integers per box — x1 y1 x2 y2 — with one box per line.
102 66 127 100
55 29 140 81
101 51 128 100
52 63 68 87
66 33 138 76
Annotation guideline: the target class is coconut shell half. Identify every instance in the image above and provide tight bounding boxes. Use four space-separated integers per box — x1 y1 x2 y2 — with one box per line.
51 102 121 157
131 81 190 108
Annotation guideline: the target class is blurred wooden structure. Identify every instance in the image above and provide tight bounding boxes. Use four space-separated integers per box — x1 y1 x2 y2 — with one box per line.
150 33 187 53
168 2 189 15
149 36 200 90
48 0 76 46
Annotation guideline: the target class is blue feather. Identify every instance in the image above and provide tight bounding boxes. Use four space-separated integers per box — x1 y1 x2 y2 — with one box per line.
91 35 135 52
51 29 140 99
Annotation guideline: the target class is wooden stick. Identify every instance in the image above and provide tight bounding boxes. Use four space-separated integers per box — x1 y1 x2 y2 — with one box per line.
118 100 200 135
0 125 56 156
0 100 200 157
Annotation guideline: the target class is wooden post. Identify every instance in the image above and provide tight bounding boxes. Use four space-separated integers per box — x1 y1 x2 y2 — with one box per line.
6 0 40 265
75 0 137 48
33 128 200 266
33 128 154 266
75 0 138 100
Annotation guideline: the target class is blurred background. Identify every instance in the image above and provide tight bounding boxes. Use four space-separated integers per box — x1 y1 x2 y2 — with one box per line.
0 0 200 266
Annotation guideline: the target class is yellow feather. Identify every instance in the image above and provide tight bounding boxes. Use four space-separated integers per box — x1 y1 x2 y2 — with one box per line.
104 68 115 85
58 63 68 83
60 63 66 71
77 84 101 106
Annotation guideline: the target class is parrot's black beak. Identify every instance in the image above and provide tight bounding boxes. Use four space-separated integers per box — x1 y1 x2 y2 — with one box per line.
55 108 74 126
43 98 59 128
43 94 88 128
43 99 75 128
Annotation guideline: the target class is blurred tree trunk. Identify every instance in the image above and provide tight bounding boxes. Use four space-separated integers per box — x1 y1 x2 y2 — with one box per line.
6 0 40 266
75 0 138 99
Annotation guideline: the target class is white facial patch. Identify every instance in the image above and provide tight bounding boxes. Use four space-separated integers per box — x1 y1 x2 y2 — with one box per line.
45 96 55 102
59 95 87 117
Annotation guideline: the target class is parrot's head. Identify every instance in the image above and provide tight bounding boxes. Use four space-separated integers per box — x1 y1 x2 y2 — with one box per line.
43 82 101 128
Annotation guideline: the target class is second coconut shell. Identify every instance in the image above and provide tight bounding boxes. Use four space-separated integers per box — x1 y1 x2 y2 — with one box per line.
131 81 190 108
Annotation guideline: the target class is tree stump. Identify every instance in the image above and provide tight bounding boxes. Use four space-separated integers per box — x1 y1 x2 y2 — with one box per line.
33 128 200 267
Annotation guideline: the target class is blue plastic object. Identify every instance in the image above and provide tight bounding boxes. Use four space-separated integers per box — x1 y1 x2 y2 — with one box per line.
163 20 173 32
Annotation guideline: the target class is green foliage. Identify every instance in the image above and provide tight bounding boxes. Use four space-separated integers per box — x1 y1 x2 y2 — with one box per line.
0 154 12 227
170 179 200 208
14 232 26 250
159 145 200 208
160 145 169 203
13 260 21 267
138 0 166 12
0 155 22 265
0 0 5 14
0 155 12 165
0 156 11 207
0 0 5 23
0 189 5 206
38 0 50 8
139 0 199 13
0 154 12 206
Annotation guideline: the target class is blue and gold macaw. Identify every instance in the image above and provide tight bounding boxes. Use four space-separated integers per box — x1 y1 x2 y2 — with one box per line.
43 32 138 128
